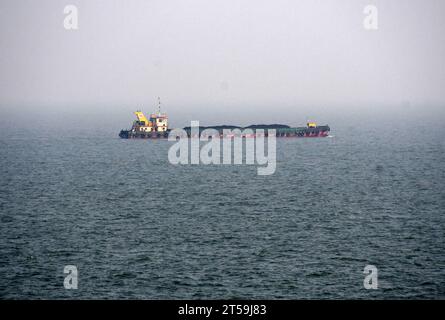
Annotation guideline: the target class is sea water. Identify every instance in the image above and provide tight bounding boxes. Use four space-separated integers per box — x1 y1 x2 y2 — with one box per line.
0 113 444 299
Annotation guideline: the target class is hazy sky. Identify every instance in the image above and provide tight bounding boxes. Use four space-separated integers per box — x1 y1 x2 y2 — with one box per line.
0 0 444 124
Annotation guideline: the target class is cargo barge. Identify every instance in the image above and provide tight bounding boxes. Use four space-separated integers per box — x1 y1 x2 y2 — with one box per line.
119 108 330 139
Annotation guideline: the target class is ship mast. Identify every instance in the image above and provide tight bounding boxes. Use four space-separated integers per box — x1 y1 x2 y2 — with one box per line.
157 96 161 115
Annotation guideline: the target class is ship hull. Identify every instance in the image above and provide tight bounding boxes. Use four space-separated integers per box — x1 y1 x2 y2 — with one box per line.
119 130 170 139
119 126 330 139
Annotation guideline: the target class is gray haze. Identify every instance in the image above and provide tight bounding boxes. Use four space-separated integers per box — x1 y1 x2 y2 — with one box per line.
1 0 445 126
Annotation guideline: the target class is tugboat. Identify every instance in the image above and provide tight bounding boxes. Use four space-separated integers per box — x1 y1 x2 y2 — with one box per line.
119 99 330 139
119 98 170 139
